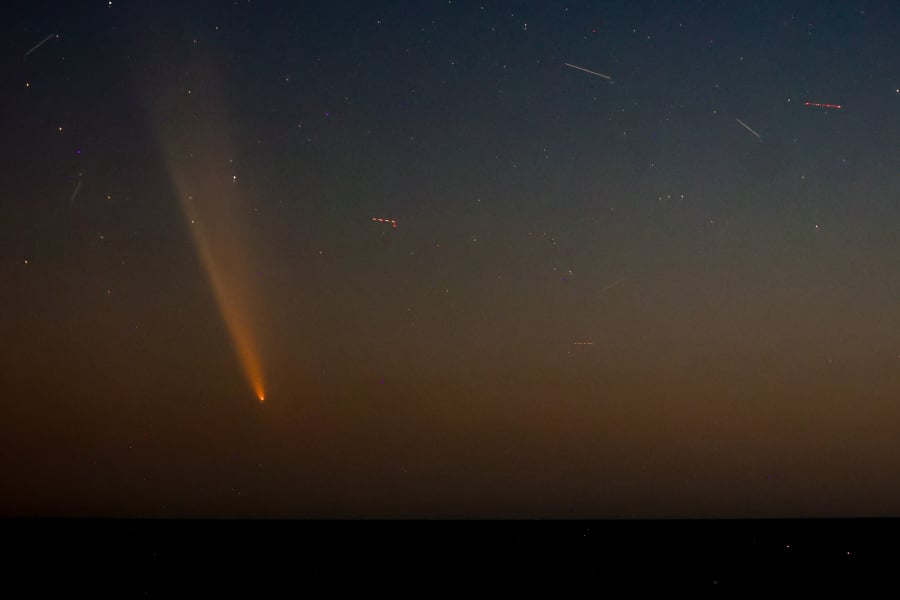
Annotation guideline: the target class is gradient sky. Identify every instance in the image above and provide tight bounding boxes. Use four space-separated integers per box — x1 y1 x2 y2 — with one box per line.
3 0 900 517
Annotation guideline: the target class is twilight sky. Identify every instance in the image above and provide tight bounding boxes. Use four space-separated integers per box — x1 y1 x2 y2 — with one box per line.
3 0 900 517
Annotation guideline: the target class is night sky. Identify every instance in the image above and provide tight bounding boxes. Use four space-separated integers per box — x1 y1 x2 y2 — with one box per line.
3 0 900 518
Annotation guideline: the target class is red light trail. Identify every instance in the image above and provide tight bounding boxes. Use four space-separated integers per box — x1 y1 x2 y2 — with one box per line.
804 101 842 109
372 217 398 228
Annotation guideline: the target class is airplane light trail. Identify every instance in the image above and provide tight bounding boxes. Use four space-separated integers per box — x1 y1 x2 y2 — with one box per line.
804 101 842 109
564 62 613 81
24 34 56 58
372 217 398 228
735 118 762 140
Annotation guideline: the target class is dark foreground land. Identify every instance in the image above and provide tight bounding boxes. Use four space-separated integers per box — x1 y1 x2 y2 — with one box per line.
3 518 898 594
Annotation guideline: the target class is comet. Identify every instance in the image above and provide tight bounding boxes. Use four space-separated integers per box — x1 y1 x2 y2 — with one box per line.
153 58 267 403
564 62 613 81
735 118 762 140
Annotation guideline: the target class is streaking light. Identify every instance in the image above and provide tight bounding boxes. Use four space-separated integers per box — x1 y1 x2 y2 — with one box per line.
804 101 842 109
372 217 398 228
